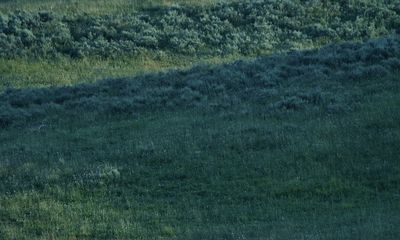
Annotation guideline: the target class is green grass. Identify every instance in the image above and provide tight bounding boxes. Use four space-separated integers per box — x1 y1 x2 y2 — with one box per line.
1 84 399 239
0 0 234 15
0 53 244 90
1 35 400 238
1 1 399 238
1 0 398 90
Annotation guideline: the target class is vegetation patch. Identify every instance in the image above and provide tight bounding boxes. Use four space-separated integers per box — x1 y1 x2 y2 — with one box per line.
1 35 399 127
1 1 400 239
0 0 399 59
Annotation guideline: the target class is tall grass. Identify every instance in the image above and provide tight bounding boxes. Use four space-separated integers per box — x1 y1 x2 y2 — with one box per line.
0 2 399 238
0 0 235 14
1 69 399 239
0 53 244 90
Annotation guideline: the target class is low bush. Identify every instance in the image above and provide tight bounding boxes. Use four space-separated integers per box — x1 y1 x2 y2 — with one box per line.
0 0 399 58
0 35 399 127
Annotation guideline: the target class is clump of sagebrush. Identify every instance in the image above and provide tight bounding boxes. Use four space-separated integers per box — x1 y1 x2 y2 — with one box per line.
0 0 399 58
0 103 28 127
0 35 399 127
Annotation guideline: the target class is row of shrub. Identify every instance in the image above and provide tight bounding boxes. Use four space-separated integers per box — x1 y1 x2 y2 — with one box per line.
1 35 399 127
0 0 399 58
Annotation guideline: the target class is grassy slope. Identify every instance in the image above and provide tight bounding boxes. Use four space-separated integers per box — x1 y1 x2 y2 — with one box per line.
0 0 232 14
1 36 399 239
0 53 243 90
1 1 399 239
1 0 399 90
0 0 238 90
1 81 399 239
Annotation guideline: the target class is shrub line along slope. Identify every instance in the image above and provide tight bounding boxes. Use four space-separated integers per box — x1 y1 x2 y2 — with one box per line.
1 35 399 127
1 0 399 90
0 0 399 59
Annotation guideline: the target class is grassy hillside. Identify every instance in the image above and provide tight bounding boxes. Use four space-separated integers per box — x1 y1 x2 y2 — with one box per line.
0 53 243 90
1 36 399 239
0 0 232 15
1 0 399 90
1 0 399 239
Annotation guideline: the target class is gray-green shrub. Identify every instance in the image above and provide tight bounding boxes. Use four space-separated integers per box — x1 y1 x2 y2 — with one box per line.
0 35 399 127
0 0 399 58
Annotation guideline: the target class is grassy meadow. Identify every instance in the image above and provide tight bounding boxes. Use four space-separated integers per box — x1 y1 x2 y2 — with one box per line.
0 0 234 15
0 53 244 90
1 91 399 239
1 0 400 239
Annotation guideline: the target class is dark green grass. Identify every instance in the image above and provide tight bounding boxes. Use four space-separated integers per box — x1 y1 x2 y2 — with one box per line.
0 87 399 239
0 36 400 239
1 1 399 239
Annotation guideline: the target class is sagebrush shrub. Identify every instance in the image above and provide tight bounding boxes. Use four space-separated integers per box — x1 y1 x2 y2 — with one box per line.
0 0 399 58
0 35 399 126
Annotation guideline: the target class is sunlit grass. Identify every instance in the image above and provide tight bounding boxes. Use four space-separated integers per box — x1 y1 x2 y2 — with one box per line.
0 52 245 90
0 0 236 15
